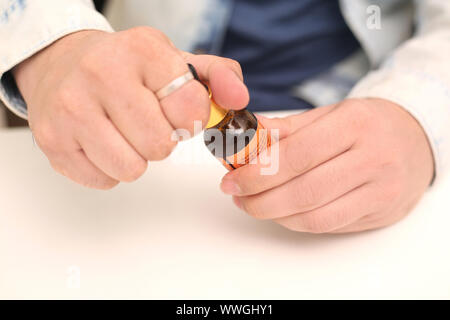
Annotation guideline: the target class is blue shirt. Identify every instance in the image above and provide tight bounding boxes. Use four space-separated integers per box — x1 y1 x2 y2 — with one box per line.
219 0 361 111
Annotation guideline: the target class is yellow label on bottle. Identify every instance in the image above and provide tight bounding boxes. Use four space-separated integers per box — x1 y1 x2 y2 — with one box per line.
206 99 228 128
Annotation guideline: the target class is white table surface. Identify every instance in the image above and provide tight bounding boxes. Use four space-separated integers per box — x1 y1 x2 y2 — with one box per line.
1 112 449 299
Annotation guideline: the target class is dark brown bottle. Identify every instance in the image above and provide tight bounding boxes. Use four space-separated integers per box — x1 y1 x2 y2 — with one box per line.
203 91 271 170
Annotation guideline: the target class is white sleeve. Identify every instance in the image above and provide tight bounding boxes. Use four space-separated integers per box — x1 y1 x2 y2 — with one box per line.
348 0 450 184
0 0 113 119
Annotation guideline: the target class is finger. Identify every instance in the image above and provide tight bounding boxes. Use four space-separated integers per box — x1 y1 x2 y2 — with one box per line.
138 42 211 134
102 85 178 161
49 149 119 190
232 149 371 219
221 105 356 196
182 53 250 110
158 78 211 134
75 113 148 182
274 183 380 234
330 205 409 234
329 215 382 234
256 104 335 140
221 106 335 195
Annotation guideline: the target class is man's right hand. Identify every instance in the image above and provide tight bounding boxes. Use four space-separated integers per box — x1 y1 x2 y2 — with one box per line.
13 27 249 189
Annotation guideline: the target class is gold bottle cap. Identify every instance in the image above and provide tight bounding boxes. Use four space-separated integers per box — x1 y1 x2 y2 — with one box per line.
206 88 227 128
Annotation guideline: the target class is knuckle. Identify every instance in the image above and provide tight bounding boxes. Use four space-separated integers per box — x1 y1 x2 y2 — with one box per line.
121 27 169 54
344 100 374 131
33 124 57 151
79 51 102 76
121 27 147 42
241 199 267 220
160 140 178 158
282 116 295 136
148 139 178 161
55 86 73 107
127 26 150 35
56 89 86 120
298 213 334 234
122 158 148 182
86 176 119 190
109 152 148 182
98 180 120 190
128 26 165 39
48 158 67 176
284 141 312 175
146 27 168 42
291 180 321 211
50 158 120 190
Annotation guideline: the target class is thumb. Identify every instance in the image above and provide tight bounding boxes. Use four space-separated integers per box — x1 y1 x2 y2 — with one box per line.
182 52 249 110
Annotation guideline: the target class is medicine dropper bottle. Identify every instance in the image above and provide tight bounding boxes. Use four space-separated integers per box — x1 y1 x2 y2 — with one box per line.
203 91 271 170
188 63 271 170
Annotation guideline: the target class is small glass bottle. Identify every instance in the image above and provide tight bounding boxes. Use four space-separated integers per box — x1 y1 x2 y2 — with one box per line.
187 63 271 170
203 91 271 170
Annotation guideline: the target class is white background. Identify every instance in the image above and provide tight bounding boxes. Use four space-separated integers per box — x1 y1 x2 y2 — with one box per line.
0 118 449 299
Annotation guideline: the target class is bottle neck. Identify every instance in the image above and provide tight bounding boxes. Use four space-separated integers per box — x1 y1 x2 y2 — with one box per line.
206 99 228 128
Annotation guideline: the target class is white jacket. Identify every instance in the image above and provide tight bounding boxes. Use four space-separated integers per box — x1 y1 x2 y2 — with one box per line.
1 0 449 182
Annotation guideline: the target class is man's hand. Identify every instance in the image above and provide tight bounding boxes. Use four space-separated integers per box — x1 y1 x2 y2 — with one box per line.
221 98 434 233
13 28 249 189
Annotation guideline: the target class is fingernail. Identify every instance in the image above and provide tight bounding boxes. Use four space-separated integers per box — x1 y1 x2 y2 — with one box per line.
231 69 245 83
221 179 242 195
255 114 268 122
233 196 243 210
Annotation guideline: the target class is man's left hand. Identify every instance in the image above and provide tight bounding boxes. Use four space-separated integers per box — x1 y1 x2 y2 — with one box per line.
220 98 434 233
